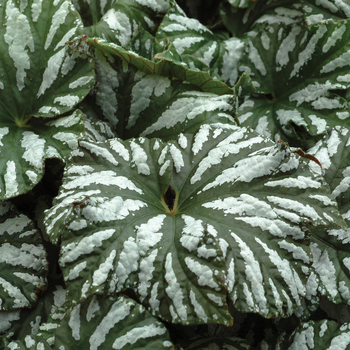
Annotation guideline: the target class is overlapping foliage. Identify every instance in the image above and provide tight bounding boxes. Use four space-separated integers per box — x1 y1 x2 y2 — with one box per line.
2 0 350 349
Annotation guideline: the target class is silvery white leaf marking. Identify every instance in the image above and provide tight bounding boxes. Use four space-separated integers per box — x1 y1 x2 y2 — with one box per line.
5 161 18 198
327 227 350 244
278 240 310 264
189 290 207 323
37 47 66 97
180 215 204 252
200 150 285 192
88 299 131 350
138 249 158 302
276 26 301 71
86 295 100 323
130 141 150 175
112 325 167 349
92 250 116 287
191 129 258 184
172 36 205 55
162 13 211 34
332 166 350 198
169 144 184 173
115 238 139 290
178 134 187 149
0 310 20 333
267 196 323 222
102 9 132 47
60 229 115 267
80 140 118 166
82 197 147 223
243 282 254 310
66 165 94 176
45 1 70 50
65 261 87 281
310 242 338 298
128 76 171 129
109 139 130 161
322 25 346 53
47 110 82 127
269 278 283 314
265 176 321 189
203 194 276 218
63 171 143 194
165 253 187 321
69 76 94 89
192 124 211 156
52 132 78 149
68 304 81 341
184 257 219 290
200 41 217 66
248 41 267 76
13 273 45 287
276 109 308 130
230 232 268 315
207 293 223 306
136 215 165 255
0 243 45 270
149 282 160 311
53 95 80 107
134 0 170 12
0 127 9 149
256 242 301 311
290 25 327 78
5 0 34 91
309 194 337 206
0 215 31 235
159 160 171 176
31 0 42 22
20 132 45 168
0 276 29 309
67 217 88 231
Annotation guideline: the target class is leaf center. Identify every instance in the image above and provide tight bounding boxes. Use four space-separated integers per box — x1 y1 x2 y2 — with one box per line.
163 185 177 214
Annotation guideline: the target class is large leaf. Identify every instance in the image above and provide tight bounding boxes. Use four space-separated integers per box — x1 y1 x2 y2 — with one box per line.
79 44 236 140
0 202 48 311
0 0 94 123
237 20 350 147
44 124 344 325
0 110 84 200
55 295 175 350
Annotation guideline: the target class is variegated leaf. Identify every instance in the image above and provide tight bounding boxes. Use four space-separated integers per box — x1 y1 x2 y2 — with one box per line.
79 45 236 140
44 124 344 324
55 295 175 350
82 0 171 45
237 21 350 146
0 0 94 122
305 127 350 305
0 110 84 200
156 2 245 87
0 202 48 311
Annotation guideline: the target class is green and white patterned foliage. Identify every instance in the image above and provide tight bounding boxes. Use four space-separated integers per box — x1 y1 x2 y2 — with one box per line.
44 124 344 325
0 202 48 312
